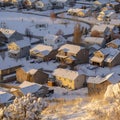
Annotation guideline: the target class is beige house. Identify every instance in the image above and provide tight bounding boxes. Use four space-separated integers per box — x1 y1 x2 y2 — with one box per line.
90 47 120 67
0 28 23 43
53 68 86 90
56 44 89 64
87 73 120 96
8 39 30 58
106 39 120 49
16 67 48 84
30 44 57 61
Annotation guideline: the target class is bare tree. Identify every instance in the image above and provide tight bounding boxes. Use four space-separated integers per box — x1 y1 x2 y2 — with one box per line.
50 12 57 23
73 23 82 44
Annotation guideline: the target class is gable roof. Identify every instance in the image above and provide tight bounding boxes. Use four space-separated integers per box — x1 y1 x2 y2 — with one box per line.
22 67 38 75
0 28 16 38
104 48 120 63
53 68 80 80
107 39 120 47
58 44 84 54
87 73 120 84
30 44 53 56
19 81 42 95
10 39 30 48
84 37 105 46
91 24 114 33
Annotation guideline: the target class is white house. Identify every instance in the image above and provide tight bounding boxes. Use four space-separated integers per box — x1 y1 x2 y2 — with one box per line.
44 34 66 49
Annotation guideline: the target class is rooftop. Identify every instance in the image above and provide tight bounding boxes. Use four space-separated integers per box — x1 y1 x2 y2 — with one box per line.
53 68 80 80
58 44 84 54
84 37 105 45
30 44 53 56
0 28 16 38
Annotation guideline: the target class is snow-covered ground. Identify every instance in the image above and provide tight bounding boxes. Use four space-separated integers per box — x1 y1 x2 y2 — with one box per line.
0 11 90 37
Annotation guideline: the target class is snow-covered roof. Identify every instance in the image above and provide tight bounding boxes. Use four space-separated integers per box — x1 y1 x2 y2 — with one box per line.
89 44 101 50
44 34 59 41
19 81 42 95
58 44 84 54
110 19 120 26
91 56 104 63
0 91 13 104
104 48 120 63
9 39 30 48
23 67 38 75
84 37 105 46
87 73 120 84
91 24 108 33
91 24 114 33
53 68 81 80
0 28 16 38
30 44 53 56
107 39 120 47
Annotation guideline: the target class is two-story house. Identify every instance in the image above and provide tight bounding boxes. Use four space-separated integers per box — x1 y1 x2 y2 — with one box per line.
16 67 48 84
43 34 66 49
53 68 86 90
8 39 30 58
90 47 120 67
56 44 89 64
30 44 57 61
87 73 120 96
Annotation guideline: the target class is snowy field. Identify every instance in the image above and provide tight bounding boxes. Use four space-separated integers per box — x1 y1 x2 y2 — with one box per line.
0 11 90 37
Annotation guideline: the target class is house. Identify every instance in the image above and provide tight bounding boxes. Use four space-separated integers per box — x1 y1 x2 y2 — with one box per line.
91 24 112 37
83 37 106 47
87 73 120 96
35 0 52 10
8 39 30 58
43 34 66 49
16 67 48 84
77 8 91 17
18 81 45 95
51 0 75 6
56 44 89 64
50 0 64 9
106 39 120 49
67 8 91 17
0 28 23 43
30 44 57 61
0 63 21 81
53 68 86 89
97 10 117 21
90 47 120 67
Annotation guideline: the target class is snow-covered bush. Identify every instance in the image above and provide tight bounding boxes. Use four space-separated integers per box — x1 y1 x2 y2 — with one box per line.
0 93 48 120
